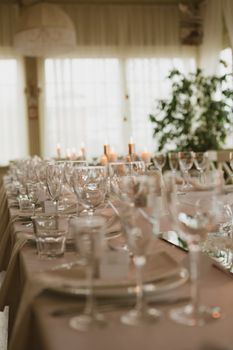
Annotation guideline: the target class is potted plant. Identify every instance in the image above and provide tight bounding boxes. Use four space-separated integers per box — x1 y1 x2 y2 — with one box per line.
149 65 233 152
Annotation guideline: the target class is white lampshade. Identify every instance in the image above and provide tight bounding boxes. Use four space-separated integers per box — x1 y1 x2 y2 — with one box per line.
14 2 76 57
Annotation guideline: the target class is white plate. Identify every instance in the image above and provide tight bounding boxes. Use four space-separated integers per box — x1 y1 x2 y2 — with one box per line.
45 251 189 298
48 267 188 298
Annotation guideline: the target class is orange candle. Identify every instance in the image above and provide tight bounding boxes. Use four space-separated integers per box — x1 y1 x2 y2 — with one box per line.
128 137 135 155
103 143 110 157
56 143 61 159
100 154 108 165
141 149 151 163
108 149 118 162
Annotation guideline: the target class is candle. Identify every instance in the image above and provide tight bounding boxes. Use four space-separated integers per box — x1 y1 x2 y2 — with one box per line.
100 154 108 165
128 136 135 155
108 149 118 162
56 143 61 159
80 142 86 160
66 148 71 160
141 149 151 163
71 147 77 160
103 143 110 157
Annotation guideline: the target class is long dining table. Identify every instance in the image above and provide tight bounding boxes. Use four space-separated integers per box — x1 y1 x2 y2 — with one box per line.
0 177 233 350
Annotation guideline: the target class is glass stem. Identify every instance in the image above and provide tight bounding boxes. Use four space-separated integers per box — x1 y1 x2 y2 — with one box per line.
32 203 35 216
54 199 59 215
84 262 95 316
134 256 146 315
189 242 201 316
184 170 190 187
199 170 205 184
76 202 79 216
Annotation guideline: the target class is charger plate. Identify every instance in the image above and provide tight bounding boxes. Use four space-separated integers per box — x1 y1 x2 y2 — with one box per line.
45 251 189 298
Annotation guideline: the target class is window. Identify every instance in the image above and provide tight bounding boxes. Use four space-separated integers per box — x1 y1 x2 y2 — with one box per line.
43 56 196 159
0 58 28 165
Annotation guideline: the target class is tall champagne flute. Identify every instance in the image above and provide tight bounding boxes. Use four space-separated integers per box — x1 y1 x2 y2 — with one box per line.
152 153 166 187
178 151 194 190
120 204 161 326
46 164 64 215
27 183 39 216
168 152 179 176
165 172 223 326
69 216 107 331
194 152 209 184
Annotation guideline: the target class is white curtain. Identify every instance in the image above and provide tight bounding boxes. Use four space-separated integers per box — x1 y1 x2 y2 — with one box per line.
0 5 28 165
222 0 233 50
199 0 223 75
42 54 196 159
0 55 28 165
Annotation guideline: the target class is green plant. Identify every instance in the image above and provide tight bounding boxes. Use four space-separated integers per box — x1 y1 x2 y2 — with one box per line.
149 66 233 152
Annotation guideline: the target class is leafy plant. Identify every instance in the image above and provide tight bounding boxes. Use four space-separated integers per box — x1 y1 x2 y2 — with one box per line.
149 66 233 152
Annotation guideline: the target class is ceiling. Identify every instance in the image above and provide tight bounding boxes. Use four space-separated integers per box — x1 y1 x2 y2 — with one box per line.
0 0 202 5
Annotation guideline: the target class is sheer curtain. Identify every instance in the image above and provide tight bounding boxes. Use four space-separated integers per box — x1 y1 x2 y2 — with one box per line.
41 3 197 159
0 55 28 165
42 54 196 159
0 5 28 165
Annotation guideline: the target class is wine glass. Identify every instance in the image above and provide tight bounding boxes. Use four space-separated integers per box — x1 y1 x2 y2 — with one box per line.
165 171 223 326
27 183 39 216
152 153 166 172
69 215 107 331
178 151 194 190
168 152 179 176
46 164 64 215
71 166 107 216
120 204 161 326
108 161 145 201
152 153 166 188
194 152 209 184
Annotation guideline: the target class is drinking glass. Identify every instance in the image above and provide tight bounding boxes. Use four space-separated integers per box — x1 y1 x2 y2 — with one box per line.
168 152 179 176
46 164 64 214
108 161 145 200
27 183 39 216
178 151 194 190
33 215 69 258
120 205 161 326
152 153 166 172
194 152 209 184
69 216 107 331
64 160 88 190
165 172 223 326
71 166 107 216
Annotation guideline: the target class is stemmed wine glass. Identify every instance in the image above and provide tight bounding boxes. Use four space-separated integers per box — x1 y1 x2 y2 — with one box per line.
69 215 107 331
46 164 64 215
108 161 145 201
27 183 39 216
71 166 107 216
120 203 161 326
193 152 209 184
165 171 223 326
168 152 179 176
178 151 194 190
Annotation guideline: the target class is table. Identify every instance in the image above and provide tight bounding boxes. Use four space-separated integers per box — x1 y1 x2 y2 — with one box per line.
0 179 233 350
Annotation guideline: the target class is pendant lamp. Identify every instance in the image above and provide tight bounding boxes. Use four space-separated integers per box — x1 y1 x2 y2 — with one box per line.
14 2 76 57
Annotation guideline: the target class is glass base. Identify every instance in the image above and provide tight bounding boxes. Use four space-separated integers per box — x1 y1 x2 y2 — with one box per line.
169 304 221 327
121 307 161 326
69 313 106 332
